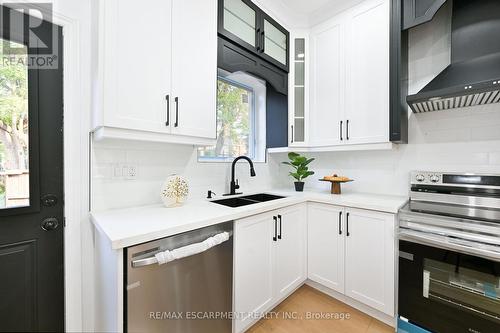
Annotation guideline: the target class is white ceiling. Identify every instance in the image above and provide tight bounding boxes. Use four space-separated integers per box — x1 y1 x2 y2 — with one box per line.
278 0 337 15
261 0 366 27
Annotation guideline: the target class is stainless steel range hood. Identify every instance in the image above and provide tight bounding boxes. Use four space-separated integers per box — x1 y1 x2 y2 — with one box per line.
407 0 500 113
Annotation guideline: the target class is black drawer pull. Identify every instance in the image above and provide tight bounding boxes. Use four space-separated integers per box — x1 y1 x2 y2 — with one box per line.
174 97 179 127
165 94 170 126
338 211 342 235
278 215 282 240
273 216 277 241
346 212 350 237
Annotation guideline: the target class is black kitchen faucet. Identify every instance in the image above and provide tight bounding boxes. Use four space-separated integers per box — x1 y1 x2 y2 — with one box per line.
224 156 256 196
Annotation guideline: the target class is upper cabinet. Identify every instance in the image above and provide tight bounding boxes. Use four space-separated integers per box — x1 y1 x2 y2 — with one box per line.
218 0 289 72
92 0 217 145
344 0 390 145
307 0 390 148
402 0 447 30
310 19 344 147
289 35 308 146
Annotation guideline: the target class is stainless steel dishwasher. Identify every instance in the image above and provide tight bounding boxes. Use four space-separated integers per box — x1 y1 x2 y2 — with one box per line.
126 222 233 333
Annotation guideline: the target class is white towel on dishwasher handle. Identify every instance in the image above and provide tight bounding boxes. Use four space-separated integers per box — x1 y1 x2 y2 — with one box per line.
155 231 230 265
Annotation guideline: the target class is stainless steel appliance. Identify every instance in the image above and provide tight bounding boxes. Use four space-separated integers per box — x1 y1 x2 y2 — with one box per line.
126 222 233 333
407 0 500 113
398 171 500 333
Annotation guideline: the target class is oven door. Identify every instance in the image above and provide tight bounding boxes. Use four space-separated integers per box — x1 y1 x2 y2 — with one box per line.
399 239 500 333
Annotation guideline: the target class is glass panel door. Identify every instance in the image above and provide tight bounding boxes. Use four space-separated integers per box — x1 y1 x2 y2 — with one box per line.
292 38 305 143
223 0 257 47
263 19 287 66
0 39 30 209
424 258 500 321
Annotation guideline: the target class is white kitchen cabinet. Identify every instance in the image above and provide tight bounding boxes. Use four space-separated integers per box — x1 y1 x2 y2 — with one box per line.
274 205 307 299
344 208 395 316
309 19 344 147
307 203 345 293
93 0 216 145
307 203 396 317
233 211 275 333
234 204 307 333
344 0 390 145
171 0 217 139
307 0 390 148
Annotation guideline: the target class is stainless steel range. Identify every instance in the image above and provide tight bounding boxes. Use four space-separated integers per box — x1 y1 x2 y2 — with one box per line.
398 171 500 333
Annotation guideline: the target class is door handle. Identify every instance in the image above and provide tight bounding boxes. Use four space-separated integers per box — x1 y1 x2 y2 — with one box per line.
340 121 343 141
338 211 342 235
346 120 349 140
273 216 278 241
346 212 350 236
41 217 59 231
174 97 179 127
291 125 294 143
278 215 282 240
165 94 170 126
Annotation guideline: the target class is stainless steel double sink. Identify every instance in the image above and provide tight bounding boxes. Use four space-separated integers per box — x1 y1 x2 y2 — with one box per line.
211 193 285 208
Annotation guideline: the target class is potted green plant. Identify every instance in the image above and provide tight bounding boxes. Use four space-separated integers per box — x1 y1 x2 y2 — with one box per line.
282 152 315 192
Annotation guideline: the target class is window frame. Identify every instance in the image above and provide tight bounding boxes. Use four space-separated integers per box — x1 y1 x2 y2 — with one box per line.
198 75 258 163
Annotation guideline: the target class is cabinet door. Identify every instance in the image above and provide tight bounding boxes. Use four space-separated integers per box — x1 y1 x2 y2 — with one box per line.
171 0 217 139
344 0 390 145
344 208 395 316
234 213 274 333
274 205 307 299
307 203 345 293
219 0 259 51
310 20 344 146
104 0 172 133
290 36 307 146
262 14 289 71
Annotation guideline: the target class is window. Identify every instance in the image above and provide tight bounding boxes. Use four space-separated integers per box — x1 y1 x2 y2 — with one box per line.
0 39 30 209
199 70 266 162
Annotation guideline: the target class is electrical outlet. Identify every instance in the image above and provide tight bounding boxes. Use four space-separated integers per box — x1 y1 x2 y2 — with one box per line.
126 165 138 180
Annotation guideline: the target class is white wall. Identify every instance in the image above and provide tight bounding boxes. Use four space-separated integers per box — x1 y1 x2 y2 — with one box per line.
92 141 282 211
272 2 500 196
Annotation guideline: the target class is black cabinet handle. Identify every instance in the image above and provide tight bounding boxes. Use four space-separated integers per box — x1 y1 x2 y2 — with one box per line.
256 28 261 51
174 97 179 127
346 212 350 237
338 211 342 235
278 215 282 240
273 216 277 241
346 119 349 140
340 121 343 141
291 125 294 143
166 95 171 126
261 31 265 52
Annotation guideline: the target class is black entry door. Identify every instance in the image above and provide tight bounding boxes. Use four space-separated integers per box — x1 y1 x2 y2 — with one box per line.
0 6 64 332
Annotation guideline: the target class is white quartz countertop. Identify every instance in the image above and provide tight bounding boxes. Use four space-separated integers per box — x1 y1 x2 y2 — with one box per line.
90 189 408 249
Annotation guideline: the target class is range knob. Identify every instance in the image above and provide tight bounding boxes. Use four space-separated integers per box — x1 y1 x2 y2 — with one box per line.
415 174 425 182
430 175 440 183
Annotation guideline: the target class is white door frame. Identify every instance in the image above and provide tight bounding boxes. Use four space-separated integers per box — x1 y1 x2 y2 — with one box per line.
3 2 90 331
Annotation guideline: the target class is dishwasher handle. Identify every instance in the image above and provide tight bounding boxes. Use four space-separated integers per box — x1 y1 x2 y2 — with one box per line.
131 231 231 268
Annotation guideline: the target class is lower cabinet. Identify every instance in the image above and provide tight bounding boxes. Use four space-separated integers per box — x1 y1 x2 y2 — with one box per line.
307 203 345 293
344 208 395 316
307 203 396 316
234 204 307 333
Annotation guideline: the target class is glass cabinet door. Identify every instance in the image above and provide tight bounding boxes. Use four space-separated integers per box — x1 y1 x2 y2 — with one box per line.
291 38 305 144
263 19 287 67
222 0 257 48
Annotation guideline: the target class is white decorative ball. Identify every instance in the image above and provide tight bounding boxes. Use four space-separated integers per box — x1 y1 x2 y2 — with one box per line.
161 175 189 208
